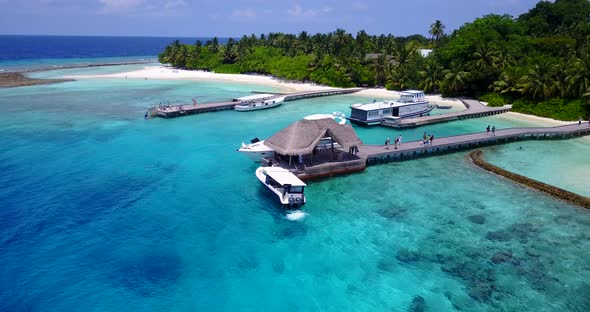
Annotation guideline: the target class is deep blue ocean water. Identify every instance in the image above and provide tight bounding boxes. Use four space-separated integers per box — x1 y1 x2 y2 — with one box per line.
1 41 590 311
0 35 227 72
0 35 227 61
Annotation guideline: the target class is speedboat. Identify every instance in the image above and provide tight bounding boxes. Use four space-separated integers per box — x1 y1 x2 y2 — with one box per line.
303 112 347 125
234 96 285 112
238 136 340 162
255 166 306 208
237 138 275 162
348 90 434 125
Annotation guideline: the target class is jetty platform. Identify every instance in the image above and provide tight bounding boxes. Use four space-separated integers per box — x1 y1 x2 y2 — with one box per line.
381 99 511 128
359 122 590 164
151 88 363 118
261 119 589 181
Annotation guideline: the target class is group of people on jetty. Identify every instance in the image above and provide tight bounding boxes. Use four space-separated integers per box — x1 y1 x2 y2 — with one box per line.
384 132 436 149
384 135 403 149
421 132 434 145
486 125 496 136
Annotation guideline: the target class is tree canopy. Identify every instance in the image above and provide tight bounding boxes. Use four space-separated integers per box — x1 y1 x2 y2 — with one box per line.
159 0 590 120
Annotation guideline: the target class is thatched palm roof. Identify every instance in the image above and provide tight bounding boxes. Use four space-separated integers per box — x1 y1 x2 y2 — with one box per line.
265 118 363 156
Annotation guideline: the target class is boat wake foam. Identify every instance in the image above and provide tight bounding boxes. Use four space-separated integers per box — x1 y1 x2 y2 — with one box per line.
285 210 308 221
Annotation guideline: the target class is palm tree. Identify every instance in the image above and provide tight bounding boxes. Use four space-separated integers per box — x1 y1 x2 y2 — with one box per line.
566 48 590 99
208 37 219 53
419 59 444 93
441 62 471 95
222 38 236 63
470 42 501 73
391 41 417 68
373 54 388 86
493 67 523 95
497 51 516 70
429 20 445 42
519 62 560 99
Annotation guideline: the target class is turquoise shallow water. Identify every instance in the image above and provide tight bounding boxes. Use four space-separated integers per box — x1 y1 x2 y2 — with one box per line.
482 137 590 197
1 66 590 311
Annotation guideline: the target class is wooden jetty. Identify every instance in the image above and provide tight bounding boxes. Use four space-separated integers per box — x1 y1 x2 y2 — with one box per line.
381 99 511 128
151 88 363 119
258 118 589 181
359 122 590 164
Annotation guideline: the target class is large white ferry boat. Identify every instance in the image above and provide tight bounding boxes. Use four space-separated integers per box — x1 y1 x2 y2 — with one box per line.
348 90 433 125
234 96 285 112
255 166 306 208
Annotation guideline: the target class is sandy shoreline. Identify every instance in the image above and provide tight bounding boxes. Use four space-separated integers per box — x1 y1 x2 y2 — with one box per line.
63 65 331 93
64 65 577 127
64 65 466 107
0 72 74 88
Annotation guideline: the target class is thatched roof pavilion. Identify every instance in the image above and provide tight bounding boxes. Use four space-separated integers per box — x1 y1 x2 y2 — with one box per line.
265 118 363 156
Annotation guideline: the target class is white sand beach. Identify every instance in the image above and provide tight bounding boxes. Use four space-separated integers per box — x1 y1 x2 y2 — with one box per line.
502 112 572 126
63 65 332 93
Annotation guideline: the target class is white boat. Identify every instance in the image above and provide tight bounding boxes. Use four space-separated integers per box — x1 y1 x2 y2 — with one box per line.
234 96 285 111
348 90 434 125
255 166 306 208
238 137 339 162
237 138 275 162
303 112 347 125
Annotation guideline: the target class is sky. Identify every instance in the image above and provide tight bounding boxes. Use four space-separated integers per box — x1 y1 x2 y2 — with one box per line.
0 0 543 37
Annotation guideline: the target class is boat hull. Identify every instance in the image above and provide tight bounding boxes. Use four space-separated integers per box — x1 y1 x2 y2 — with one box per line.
255 167 305 208
240 150 275 162
238 140 275 162
234 97 285 112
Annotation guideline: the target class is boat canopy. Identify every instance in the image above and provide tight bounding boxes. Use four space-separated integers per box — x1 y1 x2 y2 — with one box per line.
233 94 274 102
262 167 306 187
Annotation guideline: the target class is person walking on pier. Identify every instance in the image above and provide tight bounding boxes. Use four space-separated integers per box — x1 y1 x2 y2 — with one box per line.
430 134 434 145
486 125 490 134
579 117 582 126
385 138 390 149
398 135 403 145
492 125 496 136
394 136 399 150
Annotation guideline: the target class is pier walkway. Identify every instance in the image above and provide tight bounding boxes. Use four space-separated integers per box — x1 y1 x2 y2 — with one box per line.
382 99 511 128
359 122 590 163
152 88 363 118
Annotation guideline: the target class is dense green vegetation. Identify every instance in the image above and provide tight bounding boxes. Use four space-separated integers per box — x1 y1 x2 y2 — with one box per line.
159 0 590 120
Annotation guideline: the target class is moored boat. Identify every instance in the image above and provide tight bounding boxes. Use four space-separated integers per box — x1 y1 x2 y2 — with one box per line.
303 111 347 125
255 166 306 208
348 90 433 125
237 138 275 162
234 96 285 111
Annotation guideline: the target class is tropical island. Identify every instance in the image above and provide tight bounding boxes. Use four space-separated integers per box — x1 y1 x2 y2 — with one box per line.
158 0 590 121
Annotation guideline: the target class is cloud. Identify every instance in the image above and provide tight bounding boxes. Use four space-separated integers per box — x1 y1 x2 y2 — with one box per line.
231 8 257 19
352 1 368 11
287 4 333 18
98 0 187 15
164 0 186 9
99 0 144 13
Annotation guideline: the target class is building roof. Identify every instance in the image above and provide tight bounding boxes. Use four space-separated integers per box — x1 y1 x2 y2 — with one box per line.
262 166 306 186
265 118 363 156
